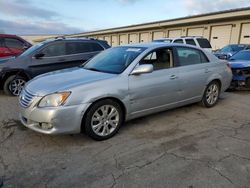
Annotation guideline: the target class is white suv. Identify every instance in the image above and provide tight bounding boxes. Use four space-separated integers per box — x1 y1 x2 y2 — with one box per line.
153 37 212 52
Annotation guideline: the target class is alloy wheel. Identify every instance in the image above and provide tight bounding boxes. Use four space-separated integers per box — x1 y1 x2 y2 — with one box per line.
9 78 26 96
206 83 219 105
91 105 120 137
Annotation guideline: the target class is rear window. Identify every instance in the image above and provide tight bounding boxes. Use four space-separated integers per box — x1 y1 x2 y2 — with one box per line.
197 38 212 48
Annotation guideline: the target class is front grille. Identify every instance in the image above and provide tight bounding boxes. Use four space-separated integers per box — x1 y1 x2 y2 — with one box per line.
19 88 36 108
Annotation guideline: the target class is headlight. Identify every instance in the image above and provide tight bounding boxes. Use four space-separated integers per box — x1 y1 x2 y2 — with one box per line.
38 92 71 107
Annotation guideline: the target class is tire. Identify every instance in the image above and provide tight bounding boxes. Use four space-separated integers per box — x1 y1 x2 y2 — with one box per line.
3 75 26 96
201 81 220 108
84 99 124 141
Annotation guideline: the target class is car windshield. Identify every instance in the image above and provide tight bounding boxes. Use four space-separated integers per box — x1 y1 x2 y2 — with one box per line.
221 44 245 53
83 46 146 74
19 42 44 57
230 51 250 61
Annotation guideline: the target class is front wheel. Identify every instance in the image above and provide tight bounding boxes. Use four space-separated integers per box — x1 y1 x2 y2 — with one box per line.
201 81 220 108
84 99 124 141
3 75 26 96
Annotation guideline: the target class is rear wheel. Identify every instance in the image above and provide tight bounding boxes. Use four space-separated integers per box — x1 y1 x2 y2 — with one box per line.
84 99 124 141
3 75 26 96
201 81 220 108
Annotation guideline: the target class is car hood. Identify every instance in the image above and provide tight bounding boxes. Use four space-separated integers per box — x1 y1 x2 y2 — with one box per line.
26 67 117 96
229 60 250 69
0 56 16 64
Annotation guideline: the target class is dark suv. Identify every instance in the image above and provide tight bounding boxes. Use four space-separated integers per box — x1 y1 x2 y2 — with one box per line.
0 37 110 96
0 34 32 58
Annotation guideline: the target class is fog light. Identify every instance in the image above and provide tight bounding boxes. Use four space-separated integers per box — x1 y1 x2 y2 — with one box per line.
39 122 53 130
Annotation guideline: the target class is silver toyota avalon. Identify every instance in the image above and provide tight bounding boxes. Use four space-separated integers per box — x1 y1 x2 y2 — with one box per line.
19 43 232 140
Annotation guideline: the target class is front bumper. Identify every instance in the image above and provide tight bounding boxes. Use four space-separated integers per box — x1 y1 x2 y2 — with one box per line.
230 69 250 89
19 101 91 134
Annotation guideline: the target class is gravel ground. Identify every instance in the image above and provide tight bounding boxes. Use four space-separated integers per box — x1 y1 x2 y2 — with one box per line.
0 91 250 188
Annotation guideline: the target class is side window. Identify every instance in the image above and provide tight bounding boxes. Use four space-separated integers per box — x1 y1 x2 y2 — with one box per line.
173 39 184 44
5 38 24 50
41 42 66 57
176 47 209 66
185 39 196 46
0 38 4 47
140 48 173 70
66 42 103 55
90 43 104 52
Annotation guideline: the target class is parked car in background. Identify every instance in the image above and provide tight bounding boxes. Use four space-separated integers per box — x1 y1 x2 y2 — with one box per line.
0 34 32 58
0 37 110 96
228 50 250 89
19 43 232 140
214 44 250 60
153 36 212 52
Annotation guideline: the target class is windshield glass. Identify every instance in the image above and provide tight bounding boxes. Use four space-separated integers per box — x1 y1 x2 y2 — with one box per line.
19 42 44 57
221 44 245 53
83 46 146 74
230 51 250 61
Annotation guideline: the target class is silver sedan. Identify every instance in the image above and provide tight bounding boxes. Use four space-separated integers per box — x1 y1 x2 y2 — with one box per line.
19 43 232 140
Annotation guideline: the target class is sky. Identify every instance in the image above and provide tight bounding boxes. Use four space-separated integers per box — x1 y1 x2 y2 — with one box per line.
0 0 250 35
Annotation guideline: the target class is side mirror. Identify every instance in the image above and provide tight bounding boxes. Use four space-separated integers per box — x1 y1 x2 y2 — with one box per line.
34 53 45 59
218 54 228 60
23 44 30 50
131 64 153 75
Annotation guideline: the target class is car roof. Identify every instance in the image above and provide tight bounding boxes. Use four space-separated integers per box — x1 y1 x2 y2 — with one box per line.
118 42 204 50
155 36 205 40
44 37 105 43
0 34 19 37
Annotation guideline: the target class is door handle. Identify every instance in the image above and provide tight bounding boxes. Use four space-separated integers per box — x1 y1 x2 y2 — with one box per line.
170 75 178 80
205 69 211 73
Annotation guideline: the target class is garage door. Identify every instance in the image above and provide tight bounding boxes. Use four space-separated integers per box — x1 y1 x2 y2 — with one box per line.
240 23 250 44
104 36 111 45
111 35 118 46
210 25 232 50
140 32 150 43
187 27 204 37
119 34 128 45
168 29 182 38
129 34 138 44
152 31 164 40
98 36 104 40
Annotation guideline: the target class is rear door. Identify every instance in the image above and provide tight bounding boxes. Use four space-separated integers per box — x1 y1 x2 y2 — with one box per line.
65 41 103 67
128 47 180 116
174 46 212 101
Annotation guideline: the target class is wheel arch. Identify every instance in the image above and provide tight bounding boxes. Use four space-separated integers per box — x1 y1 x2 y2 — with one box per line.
80 97 127 132
1 69 30 89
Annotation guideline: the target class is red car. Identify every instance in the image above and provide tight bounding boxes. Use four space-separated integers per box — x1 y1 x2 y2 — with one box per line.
0 34 32 58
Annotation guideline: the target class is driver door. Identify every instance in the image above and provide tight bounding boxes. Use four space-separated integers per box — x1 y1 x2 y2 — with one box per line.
128 47 181 118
